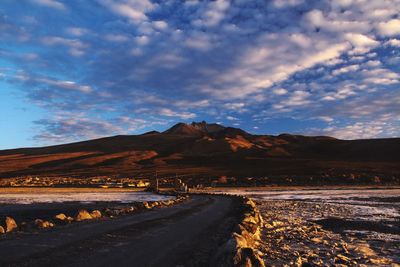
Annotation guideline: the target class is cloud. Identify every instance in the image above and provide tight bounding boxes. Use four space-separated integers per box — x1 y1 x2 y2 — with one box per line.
345 33 379 48
66 27 89 37
2 0 400 144
321 121 397 140
41 36 88 56
158 108 196 119
104 34 130 42
152 20 168 31
385 39 400 47
192 0 230 27
332 64 360 76
34 115 120 143
30 0 66 10
100 0 156 23
377 19 400 37
38 78 93 93
273 88 288 95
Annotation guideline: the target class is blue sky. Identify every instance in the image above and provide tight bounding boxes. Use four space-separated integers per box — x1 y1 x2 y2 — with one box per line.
1 0 400 148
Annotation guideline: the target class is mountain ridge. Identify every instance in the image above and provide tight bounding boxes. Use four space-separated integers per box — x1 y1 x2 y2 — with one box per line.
0 121 399 184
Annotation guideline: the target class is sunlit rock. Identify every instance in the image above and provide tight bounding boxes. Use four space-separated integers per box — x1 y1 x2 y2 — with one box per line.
5 216 17 232
90 210 102 219
35 219 54 229
54 213 68 221
75 209 92 221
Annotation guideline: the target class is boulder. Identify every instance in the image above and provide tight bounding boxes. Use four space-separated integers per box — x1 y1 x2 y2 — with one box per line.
233 247 265 267
0 226 5 234
75 210 92 221
245 199 257 209
104 208 120 217
143 202 152 209
35 219 54 229
54 213 68 221
5 217 18 232
90 210 102 219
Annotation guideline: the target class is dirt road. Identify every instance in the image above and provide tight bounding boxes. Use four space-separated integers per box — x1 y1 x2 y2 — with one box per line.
0 195 237 267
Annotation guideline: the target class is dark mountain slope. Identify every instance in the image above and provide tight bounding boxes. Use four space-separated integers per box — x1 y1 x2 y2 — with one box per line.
0 122 399 183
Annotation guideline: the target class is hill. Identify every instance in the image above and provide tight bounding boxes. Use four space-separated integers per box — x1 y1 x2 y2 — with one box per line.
0 121 399 185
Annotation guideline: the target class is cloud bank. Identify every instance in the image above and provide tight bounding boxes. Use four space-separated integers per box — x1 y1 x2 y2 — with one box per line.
1 0 399 144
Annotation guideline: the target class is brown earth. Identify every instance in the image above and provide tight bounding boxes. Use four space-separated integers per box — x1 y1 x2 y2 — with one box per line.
0 121 399 184
0 195 238 267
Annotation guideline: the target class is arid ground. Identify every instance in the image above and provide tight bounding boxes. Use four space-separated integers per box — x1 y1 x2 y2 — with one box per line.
0 193 239 267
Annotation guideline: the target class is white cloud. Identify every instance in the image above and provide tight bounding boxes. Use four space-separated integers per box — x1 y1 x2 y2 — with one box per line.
385 39 400 47
298 43 350 69
322 121 393 140
152 20 168 31
38 78 93 93
158 108 196 119
273 0 304 8
377 19 400 37
66 27 88 37
289 33 312 48
31 0 66 10
332 64 360 75
364 60 381 67
318 116 334 122
42 36 88 56
345 33 379 48
362 68 400 85
135 35 150 46
192 0 230 27
100 0 155 23
226 115 238 121
184 32 212 51
273 88 288 95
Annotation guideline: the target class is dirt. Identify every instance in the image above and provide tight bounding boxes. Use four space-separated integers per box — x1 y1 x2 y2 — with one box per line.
0 195 239 267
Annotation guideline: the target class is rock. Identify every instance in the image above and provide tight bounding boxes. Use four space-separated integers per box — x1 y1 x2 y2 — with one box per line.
90 210 102 219
0 226 5 234
5 216 18 232
54 213 68 221
245 199 257 209
121 206 135 214
335 254 351 264
295 256 303 267
143 202 152 209
233 232 249 248
75 209 92 221
35 219 54 229
234 247 265 267
242 214 258 225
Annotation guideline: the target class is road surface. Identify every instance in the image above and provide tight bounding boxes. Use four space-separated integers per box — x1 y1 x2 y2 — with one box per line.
0 195 237 267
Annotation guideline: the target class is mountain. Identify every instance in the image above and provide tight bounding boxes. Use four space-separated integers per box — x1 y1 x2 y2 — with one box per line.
0 121 399 185
163 121 226 136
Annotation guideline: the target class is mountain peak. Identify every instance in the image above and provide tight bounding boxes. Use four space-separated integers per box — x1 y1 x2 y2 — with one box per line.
164 121 225 136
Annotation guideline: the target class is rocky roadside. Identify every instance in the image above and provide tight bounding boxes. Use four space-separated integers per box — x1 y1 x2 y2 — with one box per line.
0 194 188 235
256 200 399 266
211 195 265 267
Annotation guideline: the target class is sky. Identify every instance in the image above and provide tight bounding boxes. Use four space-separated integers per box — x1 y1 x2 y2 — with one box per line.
1 0 400 149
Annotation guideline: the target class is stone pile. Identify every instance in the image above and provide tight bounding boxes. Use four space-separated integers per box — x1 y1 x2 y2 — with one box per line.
215 196 265 267
0 195 189 235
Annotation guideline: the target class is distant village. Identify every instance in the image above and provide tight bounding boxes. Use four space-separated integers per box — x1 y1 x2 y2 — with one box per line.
0 175 195 190
0 171 394 189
